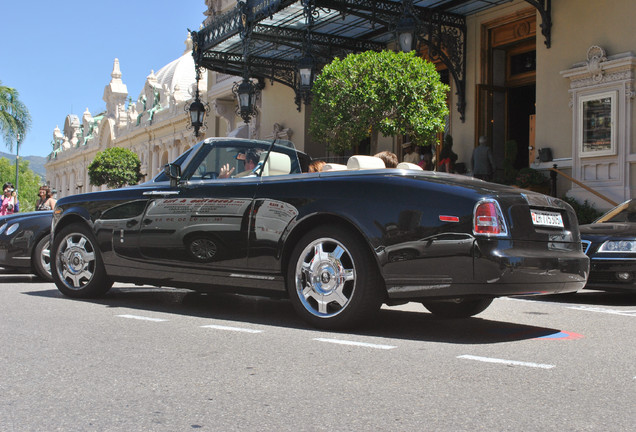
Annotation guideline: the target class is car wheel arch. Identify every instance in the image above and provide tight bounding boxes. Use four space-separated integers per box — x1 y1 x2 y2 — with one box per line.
280 214 383 290
53 214 94 246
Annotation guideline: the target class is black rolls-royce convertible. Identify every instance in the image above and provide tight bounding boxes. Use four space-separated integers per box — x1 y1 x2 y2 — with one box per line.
50 138 589 329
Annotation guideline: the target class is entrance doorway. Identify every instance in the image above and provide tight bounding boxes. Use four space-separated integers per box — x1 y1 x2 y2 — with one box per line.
507 83 535 169
478 10 537 180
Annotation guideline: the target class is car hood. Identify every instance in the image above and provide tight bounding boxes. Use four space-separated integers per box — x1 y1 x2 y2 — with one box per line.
0 210 53 226
580 222 636 238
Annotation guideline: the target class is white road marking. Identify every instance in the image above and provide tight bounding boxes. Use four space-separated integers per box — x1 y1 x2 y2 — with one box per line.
457 355 555 369
314 338 397 350
117 314 168 322
567 306 636 317
201 324 263 333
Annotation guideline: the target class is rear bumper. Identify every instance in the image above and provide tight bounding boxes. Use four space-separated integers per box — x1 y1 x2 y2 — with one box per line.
385 239 589 300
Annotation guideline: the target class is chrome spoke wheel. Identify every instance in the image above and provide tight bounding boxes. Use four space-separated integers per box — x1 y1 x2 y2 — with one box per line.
56 233 97 289
294 237 356 318
189 238 217 261
40 239 51 275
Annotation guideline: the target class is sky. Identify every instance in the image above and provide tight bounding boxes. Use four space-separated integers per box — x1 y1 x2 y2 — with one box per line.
1 0 208 158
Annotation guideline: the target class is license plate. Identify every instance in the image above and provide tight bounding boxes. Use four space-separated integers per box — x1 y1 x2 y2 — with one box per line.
531 210 564 228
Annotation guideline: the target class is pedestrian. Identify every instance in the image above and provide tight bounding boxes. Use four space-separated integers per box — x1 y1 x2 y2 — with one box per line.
471 135 496 181
402 143 419 164
12 189 19 212
1 182 16 215
419 145 433 170
35 185 57 211
438 137 458 173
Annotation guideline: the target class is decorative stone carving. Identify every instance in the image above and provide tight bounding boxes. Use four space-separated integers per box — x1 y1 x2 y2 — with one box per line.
267 123 293 141
561 46 636 204
586 46 607 82
103 58 128 124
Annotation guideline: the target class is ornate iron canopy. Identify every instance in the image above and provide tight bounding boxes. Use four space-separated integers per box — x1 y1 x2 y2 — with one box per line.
191 0 552 122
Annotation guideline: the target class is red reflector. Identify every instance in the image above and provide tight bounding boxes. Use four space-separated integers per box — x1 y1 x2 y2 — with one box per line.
439 215 459 222
474 201 501 235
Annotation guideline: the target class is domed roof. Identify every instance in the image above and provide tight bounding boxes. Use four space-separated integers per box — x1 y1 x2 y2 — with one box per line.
149 34 200 99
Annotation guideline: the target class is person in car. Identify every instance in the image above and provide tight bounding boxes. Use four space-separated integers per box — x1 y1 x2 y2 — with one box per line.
219 149 261 178
374 151 398 168
308 160 326 172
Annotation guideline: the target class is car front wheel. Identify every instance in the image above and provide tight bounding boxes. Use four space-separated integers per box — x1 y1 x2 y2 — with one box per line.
287 226 383 329
52 224 113 298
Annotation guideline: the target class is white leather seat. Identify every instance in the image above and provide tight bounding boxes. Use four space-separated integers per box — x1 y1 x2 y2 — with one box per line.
321 163 347 171
396 162 423 171
261 151 291 176
346 155 386 170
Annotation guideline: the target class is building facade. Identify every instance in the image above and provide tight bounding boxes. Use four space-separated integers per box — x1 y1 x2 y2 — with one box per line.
47 0 636 211
46 36 207 198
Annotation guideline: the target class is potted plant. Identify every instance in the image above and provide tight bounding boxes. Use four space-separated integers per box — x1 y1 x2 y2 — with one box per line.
514 167 550 193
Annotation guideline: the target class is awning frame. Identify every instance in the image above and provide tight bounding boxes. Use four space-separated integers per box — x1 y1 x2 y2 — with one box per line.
191 0 552 122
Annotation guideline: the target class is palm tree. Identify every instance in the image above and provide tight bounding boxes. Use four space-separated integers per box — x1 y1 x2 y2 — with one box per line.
0 80 31 152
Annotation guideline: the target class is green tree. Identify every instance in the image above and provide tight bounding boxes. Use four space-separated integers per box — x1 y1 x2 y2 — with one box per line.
309 50 449 154
0 157 41 212
88 147 143 189
0 80 31 152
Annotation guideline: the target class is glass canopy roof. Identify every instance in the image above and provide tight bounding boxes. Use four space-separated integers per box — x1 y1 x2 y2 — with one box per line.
192 0 551 119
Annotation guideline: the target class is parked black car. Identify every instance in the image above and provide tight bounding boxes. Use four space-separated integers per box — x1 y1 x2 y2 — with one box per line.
580 199 636 292
50 138 589 329
0 210 53 280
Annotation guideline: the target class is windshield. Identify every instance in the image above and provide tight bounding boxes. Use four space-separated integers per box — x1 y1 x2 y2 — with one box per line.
152 145 199 183
595 199 636 223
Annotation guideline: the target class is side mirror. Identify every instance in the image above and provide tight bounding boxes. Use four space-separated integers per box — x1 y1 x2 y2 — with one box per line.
164 163 181 188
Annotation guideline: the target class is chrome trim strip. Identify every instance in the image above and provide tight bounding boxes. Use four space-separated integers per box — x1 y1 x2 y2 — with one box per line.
143 191 180 196
229 273 276 281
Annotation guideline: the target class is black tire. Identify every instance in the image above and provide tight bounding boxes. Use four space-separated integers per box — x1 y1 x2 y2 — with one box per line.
52 223 113 298
32 234 53 281
422 298 493 319
286 226 383 330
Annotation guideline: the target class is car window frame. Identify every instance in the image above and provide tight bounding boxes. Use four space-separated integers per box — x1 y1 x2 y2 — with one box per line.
180 140 303 183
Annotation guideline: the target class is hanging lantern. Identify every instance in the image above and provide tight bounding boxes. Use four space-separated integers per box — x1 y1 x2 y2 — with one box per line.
232 77 260 124
188 98 207 137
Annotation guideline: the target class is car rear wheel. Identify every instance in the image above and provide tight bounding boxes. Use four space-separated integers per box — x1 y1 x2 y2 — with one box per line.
287 226 383 329
52 224 112 298
422 298 493 318
32 234 53 281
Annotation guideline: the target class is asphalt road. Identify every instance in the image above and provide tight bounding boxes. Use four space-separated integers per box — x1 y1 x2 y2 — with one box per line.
1 270 634 432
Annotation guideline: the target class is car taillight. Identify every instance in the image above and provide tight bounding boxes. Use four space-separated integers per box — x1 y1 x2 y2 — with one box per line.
473 200 507 236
